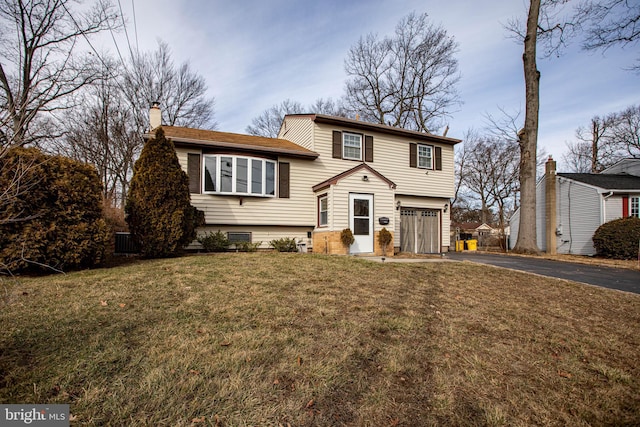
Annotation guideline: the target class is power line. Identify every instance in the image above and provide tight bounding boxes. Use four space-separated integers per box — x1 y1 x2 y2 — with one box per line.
131 0 139 52
117 0 136 60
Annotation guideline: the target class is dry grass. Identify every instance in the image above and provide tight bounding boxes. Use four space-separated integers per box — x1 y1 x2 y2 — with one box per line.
1 253 638 426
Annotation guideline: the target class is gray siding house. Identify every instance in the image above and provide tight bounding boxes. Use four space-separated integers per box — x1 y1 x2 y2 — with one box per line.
510 158 640 255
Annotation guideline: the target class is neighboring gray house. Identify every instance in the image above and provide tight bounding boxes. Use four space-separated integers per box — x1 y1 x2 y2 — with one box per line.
510 157 640 255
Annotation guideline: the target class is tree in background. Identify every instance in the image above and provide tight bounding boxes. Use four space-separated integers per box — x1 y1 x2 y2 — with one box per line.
50 41 217 207
579 0 640 72
125 128 203 258
563 104 640 172
343 12 460 133
246 98 345 138
0 147 109 273
123 41 217 132
0 0 120 149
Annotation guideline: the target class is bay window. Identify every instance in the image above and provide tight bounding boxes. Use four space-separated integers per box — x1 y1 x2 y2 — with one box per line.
203 155 276 197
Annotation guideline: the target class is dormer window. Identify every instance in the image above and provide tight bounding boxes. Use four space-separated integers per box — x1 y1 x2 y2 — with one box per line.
203 155 276 197
342 133 362 161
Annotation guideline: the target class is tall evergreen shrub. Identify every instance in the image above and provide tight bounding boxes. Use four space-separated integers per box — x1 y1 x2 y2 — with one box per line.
0 147 109 273
125 128 203 258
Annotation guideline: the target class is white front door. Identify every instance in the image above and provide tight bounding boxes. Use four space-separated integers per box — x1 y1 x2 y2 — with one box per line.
349 193 374 253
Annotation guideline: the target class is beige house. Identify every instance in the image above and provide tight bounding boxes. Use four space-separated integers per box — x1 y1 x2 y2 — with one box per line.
150 107 461 255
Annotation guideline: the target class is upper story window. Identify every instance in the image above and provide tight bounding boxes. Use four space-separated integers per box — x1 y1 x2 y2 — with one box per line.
418 144 433 169
342 133 362 161
203 155 276 197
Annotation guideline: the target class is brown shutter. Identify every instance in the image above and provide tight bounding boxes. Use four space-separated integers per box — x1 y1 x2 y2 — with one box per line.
332 131 342 159
279 162 290 198
435 146 442 170
623 196 629 217
409 143 417 168
187 153 201 194
364 135 373 162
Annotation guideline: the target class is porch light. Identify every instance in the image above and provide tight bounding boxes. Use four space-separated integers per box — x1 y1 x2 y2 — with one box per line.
396 201 401 210
443 203 448 213
362 175 369 182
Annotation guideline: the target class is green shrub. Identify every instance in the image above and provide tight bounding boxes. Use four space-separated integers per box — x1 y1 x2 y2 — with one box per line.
0 147 109 273
125 128 203 258
236 241 262 252
198 230 230 252
269 237 298 252
592 216 640 259
340 228 355 248
378 227 393 255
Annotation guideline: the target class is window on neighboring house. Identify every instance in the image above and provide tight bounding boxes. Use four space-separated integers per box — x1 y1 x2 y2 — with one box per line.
319 195 328 226
203 155 276 197
343 133 362 160
632 196 640 217
418 144 433 169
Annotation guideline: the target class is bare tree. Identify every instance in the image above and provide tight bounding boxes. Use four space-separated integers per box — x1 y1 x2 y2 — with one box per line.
0 0 120 149
343 12 460 133
246 99 304 138
563 105 640 172
246 98 347 138
49 56 139 207
579 0 640 71
122 40 217 133
613 104 640 157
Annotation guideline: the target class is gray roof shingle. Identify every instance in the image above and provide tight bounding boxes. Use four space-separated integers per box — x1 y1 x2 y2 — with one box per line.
558 173 640 190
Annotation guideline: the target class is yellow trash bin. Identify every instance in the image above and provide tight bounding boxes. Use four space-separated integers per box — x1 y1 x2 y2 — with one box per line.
466 239 478 251
456 240 464 252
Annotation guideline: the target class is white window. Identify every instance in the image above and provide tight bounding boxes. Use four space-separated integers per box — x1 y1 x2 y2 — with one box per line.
203 155 276 197
632 196 640 217
418 144 433 169
319 196 328 226
343 133 362 160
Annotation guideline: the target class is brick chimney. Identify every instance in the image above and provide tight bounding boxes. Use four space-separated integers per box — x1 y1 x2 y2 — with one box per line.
545 156 557 254
149 102 161 130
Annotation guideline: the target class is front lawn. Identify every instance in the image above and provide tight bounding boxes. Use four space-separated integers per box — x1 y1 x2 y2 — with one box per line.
1 253 638 426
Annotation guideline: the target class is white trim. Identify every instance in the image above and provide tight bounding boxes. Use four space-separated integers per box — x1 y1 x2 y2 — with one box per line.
342 132 362 161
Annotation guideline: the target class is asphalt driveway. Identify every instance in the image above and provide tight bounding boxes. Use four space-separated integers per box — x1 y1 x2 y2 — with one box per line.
446 251 640 294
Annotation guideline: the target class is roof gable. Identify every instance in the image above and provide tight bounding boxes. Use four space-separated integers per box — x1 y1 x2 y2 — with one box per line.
557 173 640 190
147 126 319 159
312 163 396 192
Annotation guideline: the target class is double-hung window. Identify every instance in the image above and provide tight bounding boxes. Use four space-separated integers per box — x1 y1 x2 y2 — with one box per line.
203 155 276 197
418 144 433 169
343 133 362 161
632 196 640 217
319 196 328 226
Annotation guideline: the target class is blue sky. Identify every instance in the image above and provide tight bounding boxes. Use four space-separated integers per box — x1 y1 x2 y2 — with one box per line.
102 0 639 170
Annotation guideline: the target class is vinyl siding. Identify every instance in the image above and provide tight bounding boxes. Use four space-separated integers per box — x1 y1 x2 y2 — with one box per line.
278 116 314 150
308 122 455 199
604 196 623 222
177 148 317 226
195 225 312 250
330 172 395 234
537 176 547 252
556 178 602 255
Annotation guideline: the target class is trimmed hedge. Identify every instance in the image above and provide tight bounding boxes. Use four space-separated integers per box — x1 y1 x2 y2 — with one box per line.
0 147 109 273
125 128 204 258
592 216 640 259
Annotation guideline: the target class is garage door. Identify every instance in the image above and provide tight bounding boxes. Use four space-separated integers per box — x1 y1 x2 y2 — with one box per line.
400 209 440 253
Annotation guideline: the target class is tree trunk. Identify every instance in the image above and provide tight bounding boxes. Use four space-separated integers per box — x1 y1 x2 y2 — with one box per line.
514 0 541 254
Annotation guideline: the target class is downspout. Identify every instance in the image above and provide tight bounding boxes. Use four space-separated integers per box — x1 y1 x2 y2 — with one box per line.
601 191 614 225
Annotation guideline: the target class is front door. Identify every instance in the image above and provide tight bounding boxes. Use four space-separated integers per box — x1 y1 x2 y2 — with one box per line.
349 193 374 253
